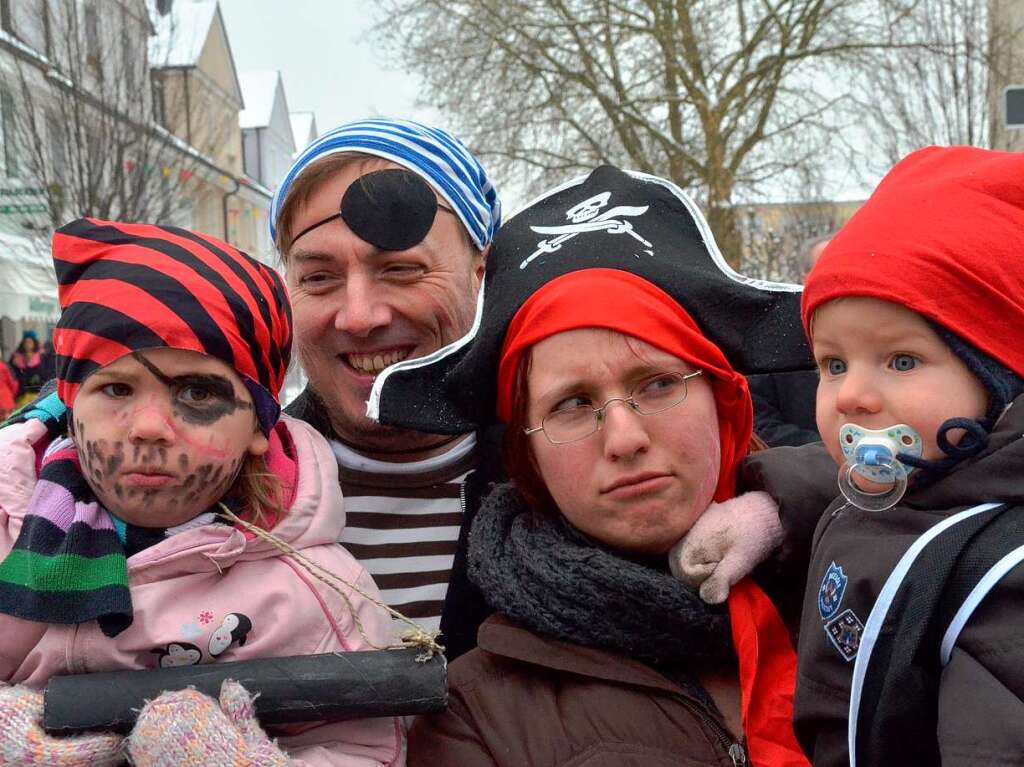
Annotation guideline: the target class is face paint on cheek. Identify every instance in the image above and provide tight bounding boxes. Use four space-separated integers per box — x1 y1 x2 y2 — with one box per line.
80 440 96 469
214 457 244 502
106 442 125 476
195 463 213 486
77 438 117 505
184 458 240 506
173 429 234 461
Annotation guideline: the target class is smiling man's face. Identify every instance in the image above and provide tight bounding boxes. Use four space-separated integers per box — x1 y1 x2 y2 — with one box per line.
285 157 484 456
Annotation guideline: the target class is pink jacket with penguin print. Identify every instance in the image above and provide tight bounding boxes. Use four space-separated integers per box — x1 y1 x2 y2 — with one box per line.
0 414 406 767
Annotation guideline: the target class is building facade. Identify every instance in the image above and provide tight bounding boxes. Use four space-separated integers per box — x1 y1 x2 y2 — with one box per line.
150 0 273 261
0 0 300 356
240 70 296 191
289 110 318 155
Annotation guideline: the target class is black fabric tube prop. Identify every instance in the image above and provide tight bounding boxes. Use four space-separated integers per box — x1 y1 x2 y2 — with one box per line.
43 648 447 735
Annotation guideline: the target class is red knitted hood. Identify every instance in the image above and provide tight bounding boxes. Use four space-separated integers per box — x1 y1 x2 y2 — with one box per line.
802 145 1024 379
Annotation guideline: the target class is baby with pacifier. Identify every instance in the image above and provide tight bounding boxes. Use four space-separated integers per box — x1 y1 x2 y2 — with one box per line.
676 146 1024 767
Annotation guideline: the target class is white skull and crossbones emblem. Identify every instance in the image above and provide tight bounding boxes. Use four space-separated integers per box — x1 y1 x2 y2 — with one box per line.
520 191 653 269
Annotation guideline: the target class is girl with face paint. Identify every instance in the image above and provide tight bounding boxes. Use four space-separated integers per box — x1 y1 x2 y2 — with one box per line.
0 220 403 766
71 347 270 530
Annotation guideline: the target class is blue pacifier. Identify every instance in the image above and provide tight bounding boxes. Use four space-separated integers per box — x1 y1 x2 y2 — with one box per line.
836 423 923 511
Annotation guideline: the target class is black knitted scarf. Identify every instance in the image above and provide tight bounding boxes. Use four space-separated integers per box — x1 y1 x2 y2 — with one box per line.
468 482 735 668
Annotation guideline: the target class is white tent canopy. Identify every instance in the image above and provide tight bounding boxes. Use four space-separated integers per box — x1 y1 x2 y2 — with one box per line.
0 231 58 321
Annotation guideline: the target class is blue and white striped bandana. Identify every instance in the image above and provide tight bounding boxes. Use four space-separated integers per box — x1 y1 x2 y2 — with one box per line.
270 118 501 251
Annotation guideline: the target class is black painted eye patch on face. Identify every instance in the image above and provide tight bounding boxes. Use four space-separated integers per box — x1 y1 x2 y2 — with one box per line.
291 168 455 250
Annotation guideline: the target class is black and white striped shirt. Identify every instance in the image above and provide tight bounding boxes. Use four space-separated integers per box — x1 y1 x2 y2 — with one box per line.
331 437 476 634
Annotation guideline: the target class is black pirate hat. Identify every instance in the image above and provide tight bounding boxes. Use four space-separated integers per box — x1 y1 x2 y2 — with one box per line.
368 165 812 434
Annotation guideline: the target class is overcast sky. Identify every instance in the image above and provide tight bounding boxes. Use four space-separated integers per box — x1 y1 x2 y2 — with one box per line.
214 1 865 206
218 1 428 137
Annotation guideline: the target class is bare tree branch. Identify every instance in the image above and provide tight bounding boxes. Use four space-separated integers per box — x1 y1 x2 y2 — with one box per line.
1 3 228 246
373 0 901 266
373 0 1017 272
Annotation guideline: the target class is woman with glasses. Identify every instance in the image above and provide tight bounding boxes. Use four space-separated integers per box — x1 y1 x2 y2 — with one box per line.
372 166 817 767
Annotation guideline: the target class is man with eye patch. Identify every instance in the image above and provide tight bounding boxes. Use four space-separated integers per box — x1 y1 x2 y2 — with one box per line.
271 118 502 660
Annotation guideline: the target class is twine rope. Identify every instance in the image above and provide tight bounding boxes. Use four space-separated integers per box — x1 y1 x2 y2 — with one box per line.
218 504 444 661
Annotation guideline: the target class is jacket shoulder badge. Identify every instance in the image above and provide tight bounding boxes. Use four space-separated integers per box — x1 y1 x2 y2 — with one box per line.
818 560 848 620
818 560 863 662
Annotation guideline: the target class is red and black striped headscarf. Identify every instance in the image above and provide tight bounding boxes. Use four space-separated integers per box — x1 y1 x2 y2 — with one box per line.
52 218 291 434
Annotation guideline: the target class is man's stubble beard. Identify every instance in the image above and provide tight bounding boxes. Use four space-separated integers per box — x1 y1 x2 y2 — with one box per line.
309 382 462 460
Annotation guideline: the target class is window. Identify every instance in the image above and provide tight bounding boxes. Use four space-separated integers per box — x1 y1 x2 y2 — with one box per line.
1006 87 1024 128
1 89 17 178
151 75 166 126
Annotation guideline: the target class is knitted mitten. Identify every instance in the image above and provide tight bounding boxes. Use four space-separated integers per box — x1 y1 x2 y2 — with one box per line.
125 680 291 767
0 683 124 767
669 491 783 604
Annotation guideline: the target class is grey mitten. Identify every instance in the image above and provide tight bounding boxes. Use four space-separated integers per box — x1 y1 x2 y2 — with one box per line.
669 491 783 604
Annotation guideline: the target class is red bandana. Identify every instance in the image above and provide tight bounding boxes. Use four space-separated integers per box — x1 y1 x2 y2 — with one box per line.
51 219 292 428
496 268 752 502
803 145 1024 379
729 580 810 766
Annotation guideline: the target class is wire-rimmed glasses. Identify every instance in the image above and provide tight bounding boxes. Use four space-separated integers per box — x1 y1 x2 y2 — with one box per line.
524 370 704 445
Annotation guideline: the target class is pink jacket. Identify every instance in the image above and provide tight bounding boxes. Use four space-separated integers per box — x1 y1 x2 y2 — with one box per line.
0 415 406 767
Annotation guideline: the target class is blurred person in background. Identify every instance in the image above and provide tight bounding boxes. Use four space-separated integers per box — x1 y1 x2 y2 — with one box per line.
0 359 16 420
9 331 45 407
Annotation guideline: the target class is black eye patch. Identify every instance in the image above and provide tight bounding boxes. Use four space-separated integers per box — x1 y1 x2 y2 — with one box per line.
291 168 454 250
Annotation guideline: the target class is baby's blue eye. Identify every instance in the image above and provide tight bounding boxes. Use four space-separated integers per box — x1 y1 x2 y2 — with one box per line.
826 358 846 375
891 354 918 372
